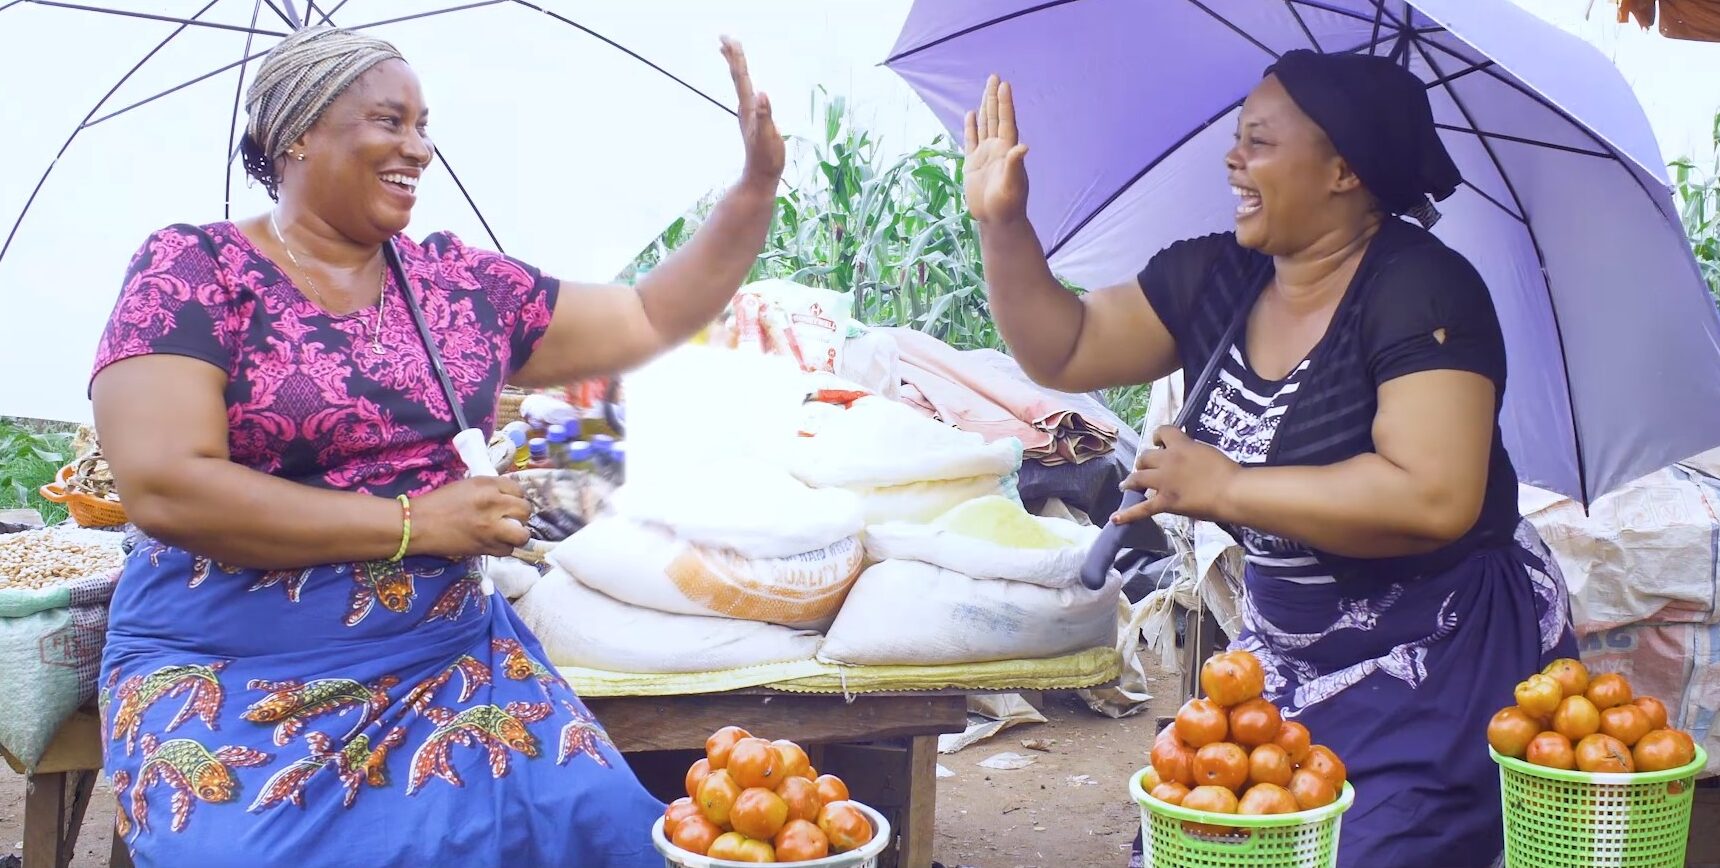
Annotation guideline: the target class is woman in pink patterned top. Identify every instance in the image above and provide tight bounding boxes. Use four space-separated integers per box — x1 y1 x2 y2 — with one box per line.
87 26 781 868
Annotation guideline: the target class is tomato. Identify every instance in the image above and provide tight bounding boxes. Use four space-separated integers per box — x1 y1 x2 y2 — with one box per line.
1272 720 1312 764
1140 766 1164 792
1175 698 1229 747
1247 743 1294 788
686 757 714 801
731 787 790 840
671 814 723 856
813 774 849 806
1524 731 1576 770
1193 742 1249 792
1237 783 1299 815
776 776 822 823
1585 673 1633 710
1180 785 1242 836
1541 658 1590 699
1598 704 1652 748
774 819 830 861
1228 699 1283 748
1513 674 1563 717
729 738 783 790
732 838 777 863
1183 784 1239 814
664 797 702 838
1201 651 1266 707
1149 781 1191 806
817 802 873 853
1575 733 1635 773
1553 695 1601 742
1301 745 1346 786
1632 696 1670 731
1486 706 1541 759
1633 729 1696 772
1288 769 1337 811
707 832 750 860
772 740 812 781
706 726 752 770
698 769 742 828
1150 731 1197 787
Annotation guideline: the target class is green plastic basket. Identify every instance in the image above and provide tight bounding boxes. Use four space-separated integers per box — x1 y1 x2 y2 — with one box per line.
1128 767 1355 868
1491 744 1706 868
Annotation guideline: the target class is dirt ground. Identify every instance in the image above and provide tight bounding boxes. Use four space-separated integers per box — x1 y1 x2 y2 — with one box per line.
929 673 1181 868
3 654 1715 868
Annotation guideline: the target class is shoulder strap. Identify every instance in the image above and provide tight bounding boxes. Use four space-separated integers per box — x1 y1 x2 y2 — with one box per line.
384 240 471 433
1077 279 1260 590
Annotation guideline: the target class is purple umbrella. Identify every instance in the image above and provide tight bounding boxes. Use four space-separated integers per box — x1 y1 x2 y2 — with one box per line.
885 0 1720 505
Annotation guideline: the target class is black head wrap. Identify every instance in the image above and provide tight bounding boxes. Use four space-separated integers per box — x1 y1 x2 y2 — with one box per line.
1263 49 1461 229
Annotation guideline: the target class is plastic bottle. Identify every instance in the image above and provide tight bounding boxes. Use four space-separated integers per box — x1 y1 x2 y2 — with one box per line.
563 441 596 472
525 438 553 470
605 441 626 483
502 422 531 470
545 423 573 467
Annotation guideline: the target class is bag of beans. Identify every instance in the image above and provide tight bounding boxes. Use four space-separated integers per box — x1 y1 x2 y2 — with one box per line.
0 527 123 768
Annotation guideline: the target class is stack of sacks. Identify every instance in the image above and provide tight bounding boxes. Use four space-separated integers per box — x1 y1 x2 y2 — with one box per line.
789 395 1024 525
819 495 1121 666
1519 448 1720 778
514 461 866 673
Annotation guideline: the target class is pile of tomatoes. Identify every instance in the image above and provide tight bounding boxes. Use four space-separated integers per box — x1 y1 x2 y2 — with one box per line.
664 725 874 863
1487 657 1698 774
1144 650 1348 826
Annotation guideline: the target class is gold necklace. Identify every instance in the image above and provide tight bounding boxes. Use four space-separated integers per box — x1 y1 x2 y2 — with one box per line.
269 210 388 355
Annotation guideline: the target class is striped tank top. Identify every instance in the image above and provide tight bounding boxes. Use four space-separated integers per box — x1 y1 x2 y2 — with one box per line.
1190 343 1334 584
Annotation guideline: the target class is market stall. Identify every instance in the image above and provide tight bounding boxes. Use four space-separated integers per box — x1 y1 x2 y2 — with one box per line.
0 281 1137 868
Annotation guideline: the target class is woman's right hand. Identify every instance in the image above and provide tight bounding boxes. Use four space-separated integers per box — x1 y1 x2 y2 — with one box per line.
409 477 531 559
964 74 1031 226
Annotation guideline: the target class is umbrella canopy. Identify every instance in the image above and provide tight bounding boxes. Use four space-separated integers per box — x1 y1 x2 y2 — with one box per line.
885 0 1720 504
0 0 751 424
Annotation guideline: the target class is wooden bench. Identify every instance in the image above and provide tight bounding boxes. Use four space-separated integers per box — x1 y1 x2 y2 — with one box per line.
8 693 966 868
1 708 130 868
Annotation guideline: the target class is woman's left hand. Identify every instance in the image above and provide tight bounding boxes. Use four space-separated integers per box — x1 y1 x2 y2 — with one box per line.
720 36 785 189
1113 426 1241 524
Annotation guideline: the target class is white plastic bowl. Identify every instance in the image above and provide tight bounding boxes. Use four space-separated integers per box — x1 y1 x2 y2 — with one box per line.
652 801 892 867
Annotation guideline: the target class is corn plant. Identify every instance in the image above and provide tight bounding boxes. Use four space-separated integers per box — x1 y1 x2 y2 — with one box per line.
1671 110 1720 305
0 419 73 524
627 90 1151 429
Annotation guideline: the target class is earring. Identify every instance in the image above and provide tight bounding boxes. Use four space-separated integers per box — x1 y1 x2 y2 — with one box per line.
293 152 306 161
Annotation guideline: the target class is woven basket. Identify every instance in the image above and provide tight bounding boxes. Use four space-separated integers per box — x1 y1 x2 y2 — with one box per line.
39 465 128 528
496 386 528 429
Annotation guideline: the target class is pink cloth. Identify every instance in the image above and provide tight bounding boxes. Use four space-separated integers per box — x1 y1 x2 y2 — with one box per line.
882 327 1119 465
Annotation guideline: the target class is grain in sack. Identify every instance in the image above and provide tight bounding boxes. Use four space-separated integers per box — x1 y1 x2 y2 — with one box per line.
514 569 823 673
549 517 864 630
0 528 124 768
818 560 1122 667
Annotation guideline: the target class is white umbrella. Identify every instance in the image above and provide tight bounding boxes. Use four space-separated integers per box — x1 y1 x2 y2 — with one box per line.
0 0 752 424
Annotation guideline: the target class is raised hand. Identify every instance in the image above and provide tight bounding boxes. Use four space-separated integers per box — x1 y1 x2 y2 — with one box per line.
964 75 1030 225
720 36 785 190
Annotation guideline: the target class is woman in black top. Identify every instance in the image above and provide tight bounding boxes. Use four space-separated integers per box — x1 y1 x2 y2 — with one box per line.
964 50 1577 867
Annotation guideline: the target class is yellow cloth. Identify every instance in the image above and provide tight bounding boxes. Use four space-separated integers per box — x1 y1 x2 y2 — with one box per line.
557 646 1121 698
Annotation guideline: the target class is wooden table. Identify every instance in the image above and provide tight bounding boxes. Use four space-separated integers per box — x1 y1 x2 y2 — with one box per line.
10 692 968 868
1 708 130 868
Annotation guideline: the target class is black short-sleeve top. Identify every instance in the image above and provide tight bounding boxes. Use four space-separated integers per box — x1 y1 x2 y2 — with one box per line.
1137 217 1520 583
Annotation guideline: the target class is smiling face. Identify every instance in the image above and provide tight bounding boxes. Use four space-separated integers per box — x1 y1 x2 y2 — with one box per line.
282 59 432 243
1225 74 1370 255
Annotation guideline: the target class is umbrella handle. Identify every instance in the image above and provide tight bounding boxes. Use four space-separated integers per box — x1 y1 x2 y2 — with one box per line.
1079 488 1169 590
